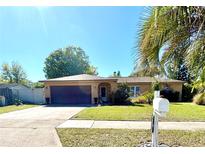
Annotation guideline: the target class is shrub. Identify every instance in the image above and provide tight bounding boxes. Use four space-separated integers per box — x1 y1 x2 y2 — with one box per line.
152 81 161 91
160 88 179 102
113 83 130 105
131 91 154 104
32 82 45 88
14 99 23 106
182 83 197 102
193 93 205 105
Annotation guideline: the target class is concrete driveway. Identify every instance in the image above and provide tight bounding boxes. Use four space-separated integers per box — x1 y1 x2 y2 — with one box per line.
0 105 85 147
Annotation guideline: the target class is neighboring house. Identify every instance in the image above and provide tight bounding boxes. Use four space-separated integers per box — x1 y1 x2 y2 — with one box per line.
40 74 185 105
0 83 45 105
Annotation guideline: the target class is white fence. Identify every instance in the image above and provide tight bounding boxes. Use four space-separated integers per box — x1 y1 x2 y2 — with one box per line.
12 87 45 104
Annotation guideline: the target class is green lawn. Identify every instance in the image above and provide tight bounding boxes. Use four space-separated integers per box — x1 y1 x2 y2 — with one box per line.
57 128 205 147
72 103 205 121
0 104 38 114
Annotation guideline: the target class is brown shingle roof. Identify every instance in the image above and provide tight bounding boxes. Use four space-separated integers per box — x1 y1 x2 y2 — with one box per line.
116 77 185 83
40 74 117 82
40 74 185 83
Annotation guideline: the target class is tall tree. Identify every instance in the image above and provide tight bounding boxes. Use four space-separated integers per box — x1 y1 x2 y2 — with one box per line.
131 66 160 77
1 63 13 83
192 67 205 93
136 6 205 81
44 46 98 79
177 64 191 81
0 76 4 83
117 71 121 77
85 65 98 75
11 62 27 83
1 62 27 84
110 71 121 77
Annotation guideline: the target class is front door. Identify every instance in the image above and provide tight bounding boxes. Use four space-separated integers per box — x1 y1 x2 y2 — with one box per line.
100 86 107 102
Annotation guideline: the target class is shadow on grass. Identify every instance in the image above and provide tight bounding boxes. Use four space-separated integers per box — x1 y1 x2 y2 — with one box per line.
171 103 183 105
103 103 147 107
132 104 146 107
44 104 93 107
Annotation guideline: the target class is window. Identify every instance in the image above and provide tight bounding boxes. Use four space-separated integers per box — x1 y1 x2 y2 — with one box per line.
130 86 135 97
129 86 140 97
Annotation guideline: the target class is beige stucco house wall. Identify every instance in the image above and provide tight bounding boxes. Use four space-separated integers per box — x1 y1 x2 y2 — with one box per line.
44 80 118 104
126 83 151 93
41 74 185 104
126 82 183 100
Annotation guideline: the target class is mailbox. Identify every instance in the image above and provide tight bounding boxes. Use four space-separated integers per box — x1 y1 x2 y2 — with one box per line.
153 98 169 113
152 97 169 147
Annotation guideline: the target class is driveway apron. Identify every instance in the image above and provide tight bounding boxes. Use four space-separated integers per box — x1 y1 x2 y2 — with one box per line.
0 105 85 147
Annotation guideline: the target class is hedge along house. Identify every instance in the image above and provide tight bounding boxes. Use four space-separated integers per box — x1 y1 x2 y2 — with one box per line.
40 74 185 105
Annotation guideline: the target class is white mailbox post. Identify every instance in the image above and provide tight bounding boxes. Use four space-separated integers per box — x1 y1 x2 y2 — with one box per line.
151 93 169 147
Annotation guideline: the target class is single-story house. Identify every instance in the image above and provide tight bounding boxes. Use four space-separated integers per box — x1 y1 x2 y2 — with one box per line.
40 74 185 105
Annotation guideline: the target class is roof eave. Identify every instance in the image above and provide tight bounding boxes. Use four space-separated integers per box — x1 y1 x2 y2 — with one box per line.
39 79 118 82
117 81 186 83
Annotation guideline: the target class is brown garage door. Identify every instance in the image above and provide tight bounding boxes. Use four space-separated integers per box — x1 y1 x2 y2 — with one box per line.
50 86 91 105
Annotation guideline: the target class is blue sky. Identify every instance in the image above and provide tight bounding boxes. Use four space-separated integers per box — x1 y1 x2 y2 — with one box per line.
0 6 146 82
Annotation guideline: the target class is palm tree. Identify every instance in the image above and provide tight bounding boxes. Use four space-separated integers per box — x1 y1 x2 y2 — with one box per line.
131 65 160 77
136 6 205 80
192 67 205 93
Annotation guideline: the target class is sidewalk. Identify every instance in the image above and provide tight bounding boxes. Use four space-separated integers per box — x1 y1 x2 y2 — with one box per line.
57 120 205 131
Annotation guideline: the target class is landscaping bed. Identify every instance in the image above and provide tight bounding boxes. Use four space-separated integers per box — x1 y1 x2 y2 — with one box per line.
57 128 205 147
0 104 38 114
72 103 205 121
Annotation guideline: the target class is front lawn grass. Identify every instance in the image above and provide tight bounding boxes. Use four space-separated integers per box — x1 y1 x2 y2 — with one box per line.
0 104 38 114
57 128 205 147
72 103 205 121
